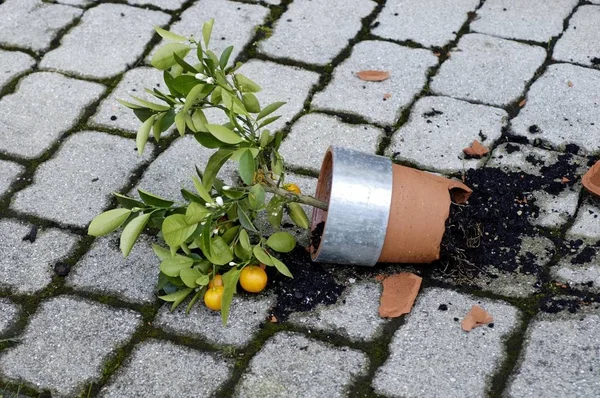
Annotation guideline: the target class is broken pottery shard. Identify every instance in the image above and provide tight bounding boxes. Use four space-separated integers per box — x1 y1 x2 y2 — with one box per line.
462 140 489 158
356 70 390 82
461 305 493 332
378 272 422 318
582 160 600 198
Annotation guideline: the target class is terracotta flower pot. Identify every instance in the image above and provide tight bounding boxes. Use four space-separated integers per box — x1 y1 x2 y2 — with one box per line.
582 160 600 198
310 146 472 266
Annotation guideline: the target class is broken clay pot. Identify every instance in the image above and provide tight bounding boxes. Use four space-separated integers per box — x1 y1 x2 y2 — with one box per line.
582 160 600 198
311 146 472 266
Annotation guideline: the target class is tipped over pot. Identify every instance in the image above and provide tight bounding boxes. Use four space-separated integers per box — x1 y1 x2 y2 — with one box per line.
310 146 472 266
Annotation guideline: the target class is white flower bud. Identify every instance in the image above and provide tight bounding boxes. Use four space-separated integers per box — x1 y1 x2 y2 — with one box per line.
194 73 207 81
215 196 224 206
229 261 236 266
222 185 231 190
206 77 215 84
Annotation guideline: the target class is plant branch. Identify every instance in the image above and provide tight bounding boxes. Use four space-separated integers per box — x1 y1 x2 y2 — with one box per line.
261 183 328 211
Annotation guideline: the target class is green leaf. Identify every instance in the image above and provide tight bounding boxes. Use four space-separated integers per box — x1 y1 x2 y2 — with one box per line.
160 255 194 277
191 109 209 133
162 214 197 250
114 193 145 209
202 18 214 48
267 196 284 228
237 204 257 232
181 188 205 204
270 255 293 278
192 176 213 203
203 149 233 191
159 287 193 311
235 241 251 261
239 229 251 251
172 75 200 96
175 111 186 136
266 231 296 253
222 225 239 245
242 93 260 113
206 124 243 144
137 189 174 208
152 244 171 261
184 83 211 113
173 53 197 74
248 184 265 210
159 109 175 133
151 43 191 70
185 202 210 224
180 267 202 288
130 96 171 111
230 147 259 161
194 132 222 148
196 273 210 286
238 149 255 185
253 245 273 266
133 108 155 123
155 26 187 42
152 112 164 142
287 203 310 229
258 115 281 129
234 74 261 93
117 98 145 110
120 212 151 257
207 236 234 265
186 287 205 314
260 130 270 148
88 208 132 236
221 267 242 325
219 45 234 69
257 101 285 120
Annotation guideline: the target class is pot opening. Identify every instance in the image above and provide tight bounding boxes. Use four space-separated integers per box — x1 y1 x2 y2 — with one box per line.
310 149 333 260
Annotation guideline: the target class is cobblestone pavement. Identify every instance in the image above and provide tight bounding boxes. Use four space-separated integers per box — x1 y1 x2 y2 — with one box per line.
1 0 599 397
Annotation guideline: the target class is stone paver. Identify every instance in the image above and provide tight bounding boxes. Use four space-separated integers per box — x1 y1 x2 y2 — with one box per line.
0 299 19 336
487 143 586 228
511 64 600 153
471 0 578 43
373 0 479 48
90 67 167 133
235 331 369 397
312 40 437 125
0 160 24 197
553 5 600 68
41 4 170 79
11 131 152 228
0 220 78 294
0 72 105 158
0 0 82 52
0 296 141 397
259 0 376 66
565 204 600 240
552 251 600 294
507 314 600 397
148 0 268 66
134 134 237 202
387 96 507 173
127 0 187 10
99 339 232 397
281 113 382 172
372 288 520 398
431 34 546 107
289 281 387 341
154 295 274 348
0 50 35 90
67 234 159 304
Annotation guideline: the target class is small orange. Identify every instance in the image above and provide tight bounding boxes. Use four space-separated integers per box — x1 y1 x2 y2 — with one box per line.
208 274 223 289
239 265 268 293
284 183 301 194
204 286 224 311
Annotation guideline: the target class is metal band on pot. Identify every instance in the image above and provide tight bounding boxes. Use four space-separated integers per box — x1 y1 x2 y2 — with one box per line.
311 146 393 266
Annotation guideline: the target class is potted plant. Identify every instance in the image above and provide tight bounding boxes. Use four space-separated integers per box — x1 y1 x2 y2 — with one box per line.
88 21 471 324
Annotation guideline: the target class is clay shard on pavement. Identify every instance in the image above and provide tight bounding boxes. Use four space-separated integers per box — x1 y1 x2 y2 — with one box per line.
356 70 390 82
378 272 422 318
462 140 489 158
461 305 493 331
582 160 600 198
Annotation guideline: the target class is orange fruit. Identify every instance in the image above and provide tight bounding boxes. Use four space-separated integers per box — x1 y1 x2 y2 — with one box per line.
240 265 268 293
204 286 224 311
284 183 301 194
208 274 223 289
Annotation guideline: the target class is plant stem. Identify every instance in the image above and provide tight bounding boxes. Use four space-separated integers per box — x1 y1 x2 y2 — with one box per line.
261 183 328 211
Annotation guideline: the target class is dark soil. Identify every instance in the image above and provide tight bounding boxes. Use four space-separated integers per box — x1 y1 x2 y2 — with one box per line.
309 221 324 251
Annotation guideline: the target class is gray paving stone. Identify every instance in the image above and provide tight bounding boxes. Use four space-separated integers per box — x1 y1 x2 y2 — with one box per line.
41 4 170 79
0 50 35 90
312 41 437 125
387 96 507 173
0 299 19 336
471 0 577 43
67 234 159 304
0 0 82 52
373 0 479 48
431 34 546 107
0 72 105 158
281 113 382 172
0 220 78 294
134 134 237 202
372 288 519 397
511 64 600 153
259 0 376 66
0 296 141 397
566 204 600 240
487 143 586 228
148 0 268 65
235 331 369 397
11 131 152 228
99 339 232 398
154 294 274 348
127 0 186 10
90 67 167 133
553 5 600 68
552 241 600 293
507 314 600 397
0 160 24 197
289 281 387 341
